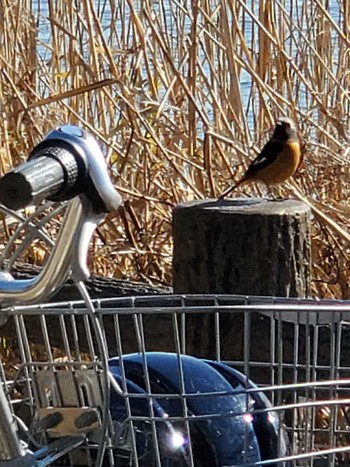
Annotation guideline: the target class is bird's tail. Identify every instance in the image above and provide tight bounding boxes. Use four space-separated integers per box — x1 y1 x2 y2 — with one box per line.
218 177 249 200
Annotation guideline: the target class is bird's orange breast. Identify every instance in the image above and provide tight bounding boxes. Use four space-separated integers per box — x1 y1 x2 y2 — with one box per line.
256 141 301 186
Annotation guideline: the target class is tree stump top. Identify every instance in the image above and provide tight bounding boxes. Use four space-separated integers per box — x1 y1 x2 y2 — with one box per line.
173 198 311 217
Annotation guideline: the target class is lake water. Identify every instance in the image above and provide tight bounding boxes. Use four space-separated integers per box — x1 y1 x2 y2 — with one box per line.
29 0 344 129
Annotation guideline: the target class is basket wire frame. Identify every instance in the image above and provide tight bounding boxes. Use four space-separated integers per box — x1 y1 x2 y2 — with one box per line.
0 295 350 466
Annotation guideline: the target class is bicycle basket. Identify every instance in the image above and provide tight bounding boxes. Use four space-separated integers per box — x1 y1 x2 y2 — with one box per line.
2 293 350 466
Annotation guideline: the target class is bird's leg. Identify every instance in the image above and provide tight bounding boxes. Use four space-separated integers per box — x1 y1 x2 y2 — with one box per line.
267 185 284 201
275 185 286 200
261 183 275 201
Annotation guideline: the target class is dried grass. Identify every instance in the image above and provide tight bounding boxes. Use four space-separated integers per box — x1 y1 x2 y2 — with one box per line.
0 0 349 297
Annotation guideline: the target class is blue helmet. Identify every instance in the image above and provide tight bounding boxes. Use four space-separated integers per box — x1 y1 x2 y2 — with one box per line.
108 352 290 466
205 360 290 465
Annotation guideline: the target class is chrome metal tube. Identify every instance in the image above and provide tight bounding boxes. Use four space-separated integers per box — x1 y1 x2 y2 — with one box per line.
0 196 102 308
0 382 35 464
0 383 25 461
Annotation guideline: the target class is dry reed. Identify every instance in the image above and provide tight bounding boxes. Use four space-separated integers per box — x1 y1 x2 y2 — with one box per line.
0 0 349 297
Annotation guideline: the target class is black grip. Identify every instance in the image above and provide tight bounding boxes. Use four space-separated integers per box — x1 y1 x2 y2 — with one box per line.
0 146 79 210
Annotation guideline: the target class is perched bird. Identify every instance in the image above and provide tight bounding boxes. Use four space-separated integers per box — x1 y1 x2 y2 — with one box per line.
218 117 301 199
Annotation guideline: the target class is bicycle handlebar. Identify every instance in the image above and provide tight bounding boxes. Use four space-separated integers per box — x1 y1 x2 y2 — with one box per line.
0 125 122 308
0 125 122 213
0 147 77 210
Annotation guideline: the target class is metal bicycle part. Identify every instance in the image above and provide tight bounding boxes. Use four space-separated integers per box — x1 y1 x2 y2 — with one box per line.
0 126 122 466
0 197 104 308
0 125 122 307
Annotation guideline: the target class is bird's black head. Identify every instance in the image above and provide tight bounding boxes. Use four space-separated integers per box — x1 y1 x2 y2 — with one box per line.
273 117 298 141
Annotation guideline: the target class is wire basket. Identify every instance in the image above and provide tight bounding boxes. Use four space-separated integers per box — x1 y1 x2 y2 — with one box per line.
1 294 350 466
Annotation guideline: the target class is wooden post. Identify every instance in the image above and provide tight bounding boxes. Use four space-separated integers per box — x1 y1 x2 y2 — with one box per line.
172 198 312 360
173 198 311 297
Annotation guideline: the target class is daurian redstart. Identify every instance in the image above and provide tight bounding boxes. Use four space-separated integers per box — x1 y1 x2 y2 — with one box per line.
219 117 301 199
